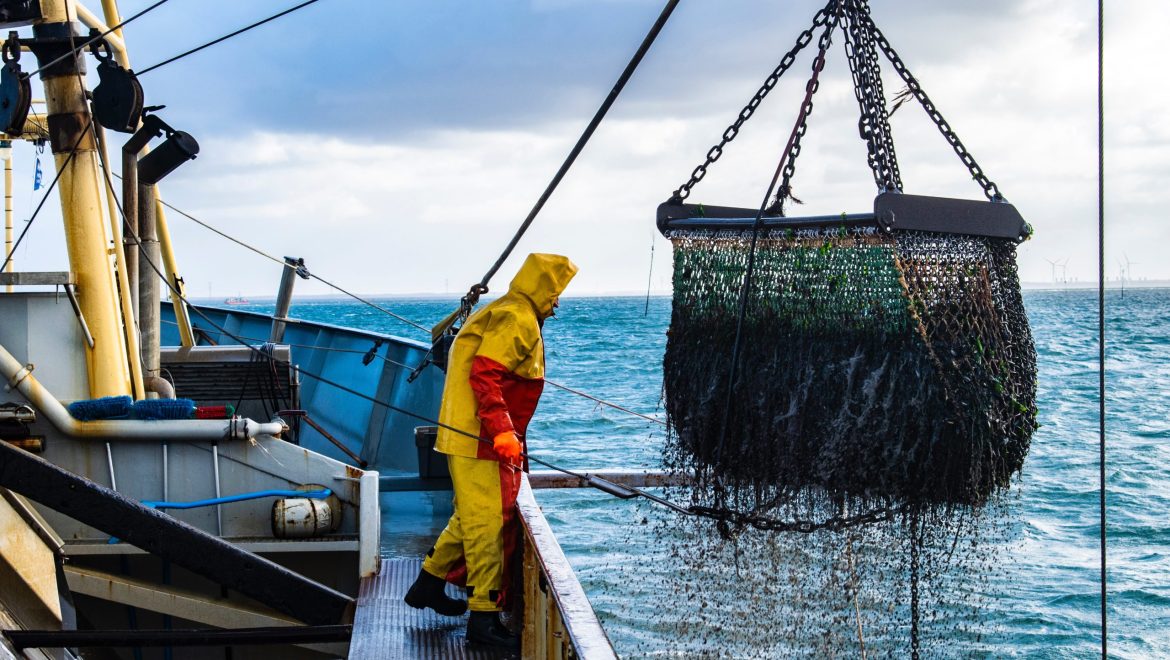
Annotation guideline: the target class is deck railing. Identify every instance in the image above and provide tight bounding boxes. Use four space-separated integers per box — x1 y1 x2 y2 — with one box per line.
517 475 618 660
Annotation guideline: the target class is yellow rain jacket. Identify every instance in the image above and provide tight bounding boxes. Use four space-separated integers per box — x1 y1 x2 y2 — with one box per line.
424 253 578 612
434 253 579 460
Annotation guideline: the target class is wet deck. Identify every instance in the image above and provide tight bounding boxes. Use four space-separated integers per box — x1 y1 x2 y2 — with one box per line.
348 557 515 660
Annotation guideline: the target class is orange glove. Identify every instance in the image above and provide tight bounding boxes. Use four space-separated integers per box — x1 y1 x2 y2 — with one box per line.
492 431 522 463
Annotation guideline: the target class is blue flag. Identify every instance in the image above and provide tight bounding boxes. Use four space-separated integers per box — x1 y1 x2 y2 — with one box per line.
33 157 42 191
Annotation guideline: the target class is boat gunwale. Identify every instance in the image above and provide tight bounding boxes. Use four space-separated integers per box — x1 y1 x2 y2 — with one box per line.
518 474 617 659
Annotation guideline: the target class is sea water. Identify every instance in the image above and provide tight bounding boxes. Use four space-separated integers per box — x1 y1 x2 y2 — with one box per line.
271 289 1167 657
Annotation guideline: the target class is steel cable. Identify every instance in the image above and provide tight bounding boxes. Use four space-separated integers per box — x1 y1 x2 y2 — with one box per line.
158 318 667 427
0 120 92 273
467 0 680 302
22 0 174 79
107 177 431 334
1097 0 1107 655
137 0 323 76
93 142 709 522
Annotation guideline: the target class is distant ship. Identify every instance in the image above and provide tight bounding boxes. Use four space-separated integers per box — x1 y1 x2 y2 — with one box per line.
224 296 250 305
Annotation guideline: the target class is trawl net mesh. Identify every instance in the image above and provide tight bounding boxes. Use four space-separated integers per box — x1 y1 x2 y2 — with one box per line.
663 224 1037 518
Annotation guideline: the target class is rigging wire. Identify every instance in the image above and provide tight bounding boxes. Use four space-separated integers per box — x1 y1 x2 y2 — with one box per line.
158 317 667 427
1097 0 1107 655
137 0 323 76
713 21 836 468
0 121 91 273
110 176 430 334
464 0 680 301
94 147 689 517
111 155 890 530
23 0 174 79
643 231 655 317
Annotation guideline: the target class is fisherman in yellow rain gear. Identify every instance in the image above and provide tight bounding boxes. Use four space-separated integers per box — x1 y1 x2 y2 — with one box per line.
405 253 578 649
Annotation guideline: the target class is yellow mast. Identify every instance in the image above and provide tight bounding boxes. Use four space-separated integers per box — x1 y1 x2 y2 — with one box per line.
3 141 10 293
35 0 131 397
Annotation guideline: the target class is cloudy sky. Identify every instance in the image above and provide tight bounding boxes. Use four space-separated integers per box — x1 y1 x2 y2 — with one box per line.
7 0 1166 298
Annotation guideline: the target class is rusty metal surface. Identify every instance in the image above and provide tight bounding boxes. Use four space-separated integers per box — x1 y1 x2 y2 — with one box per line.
349 557 510 660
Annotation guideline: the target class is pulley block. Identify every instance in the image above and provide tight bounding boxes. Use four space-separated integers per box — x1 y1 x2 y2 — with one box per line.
90 37 143 133
0 32 31 137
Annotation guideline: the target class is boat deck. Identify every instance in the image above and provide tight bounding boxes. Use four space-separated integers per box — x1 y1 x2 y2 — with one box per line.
349 557 515 660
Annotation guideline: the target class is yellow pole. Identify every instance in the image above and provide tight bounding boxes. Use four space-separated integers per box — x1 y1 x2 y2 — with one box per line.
99 0 124 40
154 200 195 346
3 143 11 292
94 123 144 399
36 0 132 397
100 0 195 348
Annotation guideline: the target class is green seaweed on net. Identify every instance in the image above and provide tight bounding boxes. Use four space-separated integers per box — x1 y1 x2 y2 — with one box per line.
662 225 1038 518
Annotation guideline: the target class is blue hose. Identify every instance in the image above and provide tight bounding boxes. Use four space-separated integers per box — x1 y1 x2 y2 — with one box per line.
140 488 331 510
109 488 332 543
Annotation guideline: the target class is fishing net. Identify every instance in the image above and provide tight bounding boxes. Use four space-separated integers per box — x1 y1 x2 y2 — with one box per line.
599 494 1019 659
663 224 1037 524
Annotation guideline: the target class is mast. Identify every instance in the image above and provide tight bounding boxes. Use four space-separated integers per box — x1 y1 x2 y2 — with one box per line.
33 0 131 397
99 0 196 350
2 140 10 293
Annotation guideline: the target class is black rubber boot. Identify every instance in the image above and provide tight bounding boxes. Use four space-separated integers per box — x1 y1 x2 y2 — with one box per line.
403 569 467 617
466 611 518 650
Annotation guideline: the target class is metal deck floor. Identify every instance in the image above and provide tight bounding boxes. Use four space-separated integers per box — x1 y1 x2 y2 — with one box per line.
348 558 515 660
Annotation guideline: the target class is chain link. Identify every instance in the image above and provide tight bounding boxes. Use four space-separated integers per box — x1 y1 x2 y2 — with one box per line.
861 13 1003 202
672 1 836 202
842 0 902 192
772 17 839 214
672 0 1003 204
689 502 902 534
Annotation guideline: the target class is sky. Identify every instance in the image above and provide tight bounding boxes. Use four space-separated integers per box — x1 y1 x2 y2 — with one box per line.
5 0 1167 298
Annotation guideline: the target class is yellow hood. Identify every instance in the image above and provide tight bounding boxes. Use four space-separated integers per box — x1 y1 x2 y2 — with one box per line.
508 253 578 319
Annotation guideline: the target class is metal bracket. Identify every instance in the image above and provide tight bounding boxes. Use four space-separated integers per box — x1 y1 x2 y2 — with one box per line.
656 193 1030 241
63 283 95 349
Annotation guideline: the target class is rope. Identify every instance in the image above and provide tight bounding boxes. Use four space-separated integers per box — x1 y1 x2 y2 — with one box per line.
643 232 655 317
22 0 174 79
108 173 431 334
93 145 674 508
1097 0 1107 655
468 0 680 299
137 0 324 76
159 318 667 427
543 379 664 426
713 22 835 468
140 211 842 527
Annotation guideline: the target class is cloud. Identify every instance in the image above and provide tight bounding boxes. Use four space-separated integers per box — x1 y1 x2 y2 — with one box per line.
7 0 1168 295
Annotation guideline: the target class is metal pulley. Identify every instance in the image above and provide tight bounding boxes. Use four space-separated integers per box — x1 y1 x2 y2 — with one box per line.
0 31 31 137
89 34 143 133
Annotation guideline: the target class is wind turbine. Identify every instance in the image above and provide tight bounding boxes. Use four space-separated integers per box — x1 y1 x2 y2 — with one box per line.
1045 258 1059 284
1058 258 1070 284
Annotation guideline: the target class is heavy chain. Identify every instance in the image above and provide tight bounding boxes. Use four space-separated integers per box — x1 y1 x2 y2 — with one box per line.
861 13 1004 202
689 502 901 534
843 0 902 192
671 1 836 202
771 17 839 214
